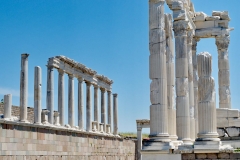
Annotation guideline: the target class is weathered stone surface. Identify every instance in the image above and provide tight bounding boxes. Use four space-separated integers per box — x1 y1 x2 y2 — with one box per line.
150 79 167 105
173 10 187 21
226 127 239 137
217 128 225 137
207 153 218 159
218 153 230 159
206 16 220 21
172 0 183 10
196 153 207 159
195 21 215 29
182 153 195 159
194 12 207 21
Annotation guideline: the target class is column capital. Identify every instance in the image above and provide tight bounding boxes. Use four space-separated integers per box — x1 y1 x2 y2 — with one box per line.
113 93 118 97
216 36 230 50
192 38 200 51
77 77 84 82
149 0 165 4
58 69 64 75
173 20 189 37
100 87 106 92
187 30 194 45
93 84 99 89
85 81 92 86
68 74 74 79
21 53 29 58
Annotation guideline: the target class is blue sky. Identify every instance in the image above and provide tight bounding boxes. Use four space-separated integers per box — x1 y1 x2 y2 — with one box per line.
0 0 239 133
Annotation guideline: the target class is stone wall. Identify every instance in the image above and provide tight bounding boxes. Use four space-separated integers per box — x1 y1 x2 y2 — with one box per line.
0 104 34 123
182 153 240 159
0 121 136 159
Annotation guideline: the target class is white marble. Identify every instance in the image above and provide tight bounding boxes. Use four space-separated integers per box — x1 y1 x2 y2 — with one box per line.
113 93 118 135
86 82 92 132
101 88 106 132
58 69 64 126
53 111 60 126
107 90 112 132
34 66 42 124
94 85 99 130
78 77 84 130
46 66 54 124
68 74 74 127
4 94 12 120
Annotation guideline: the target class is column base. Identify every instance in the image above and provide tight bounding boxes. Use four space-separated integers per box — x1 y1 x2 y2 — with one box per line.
174 144 194 154
141 150 181 160
169 135 178 141
142 139 174 151
19 120 30 123
194 140 221 153
181 138 193 145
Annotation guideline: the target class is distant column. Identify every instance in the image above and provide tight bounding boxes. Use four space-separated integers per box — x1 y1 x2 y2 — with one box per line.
216 36 231 109
4 94 12 119
86 82 92 131
78 77 84 130
46 66 54 124
68 74 74 127
34 66 42 124
107 90 112 131
58 69 64 126
113 93 118 135
94 85 99 130
137 124 142 160
101 88 106 132
20 53 29 122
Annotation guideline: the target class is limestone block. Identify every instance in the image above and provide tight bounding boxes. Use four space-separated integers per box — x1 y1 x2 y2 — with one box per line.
173 10 187 21
217 117 229 128
149 29 166 44
196 153 207 159
194 12 207 21
207 153 218 159
219 103 231 109
217 108 239 118
195 21 215 29
172 1 183 10
215 20 229 28
212 11 222 16
218 153 230 159
220 11 230 20
218 70 230 86
219 86 231 103
175 58 188 78
149 53 166 79
205 16 220 21
226 127 239 137
176 78 188 96
217 128 225 137
150 79 167 105
228 118 240 127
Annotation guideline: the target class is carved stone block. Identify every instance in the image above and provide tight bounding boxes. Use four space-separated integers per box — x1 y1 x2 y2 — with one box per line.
173 10 187 21
172 1 183 10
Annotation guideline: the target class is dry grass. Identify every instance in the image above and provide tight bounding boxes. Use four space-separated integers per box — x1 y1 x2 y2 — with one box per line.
119 132 149 139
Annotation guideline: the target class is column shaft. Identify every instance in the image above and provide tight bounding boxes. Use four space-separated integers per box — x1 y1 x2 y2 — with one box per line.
20 53 29 122
113 93 118 135
58 69 64 126
46 66 54 124
107 91 112 130
86 82 92 131
4 94 12 119
68 74 74 127
78 78 84 130
101 88 106 132
137 126 142 160
94 85 99 128
34 66 42 124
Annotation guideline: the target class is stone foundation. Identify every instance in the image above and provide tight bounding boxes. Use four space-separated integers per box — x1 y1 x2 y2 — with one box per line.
182 153 240 160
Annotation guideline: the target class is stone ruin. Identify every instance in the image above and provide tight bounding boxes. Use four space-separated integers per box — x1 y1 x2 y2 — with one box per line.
2 54 119 137
136 0 240 159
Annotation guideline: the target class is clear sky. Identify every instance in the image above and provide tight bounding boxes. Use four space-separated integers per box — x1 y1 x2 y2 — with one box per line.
0 0 239 133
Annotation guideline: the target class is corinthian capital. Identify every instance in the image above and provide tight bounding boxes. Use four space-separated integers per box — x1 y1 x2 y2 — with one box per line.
187 30 194 45
216 36 230 50
173 20 188 37
192 38 200 51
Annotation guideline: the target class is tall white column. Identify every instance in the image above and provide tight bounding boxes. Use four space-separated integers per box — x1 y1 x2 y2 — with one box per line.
192 38 200 138
194 52 220 152
173 20 192 145
100 88 106 132
216 35 231 109
34 66 42 124
58 69 64 126
165 13 177 141
46 66 54 124
113 93 118 135
68 74 74 127
107 90 112 131
78 77 84 130
187 30 195 141
4 94 12 120
137 124 142 160
86 82 92 132
20 53 29 122
94 85 99 130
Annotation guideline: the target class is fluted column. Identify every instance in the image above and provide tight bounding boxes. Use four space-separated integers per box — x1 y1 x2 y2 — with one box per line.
196 52 219 142
4 94 12 120
192 38 200 138
101 88 106 132
86 82 92 131
107 90 112 132
68 74 74 127
148 0 170 144
34 66 42 124
20 53 29 122
94 85 99 129
58 69 64 126
173 20 192 144
78 77 84 130
46 66 54 124
165 13 177 141
216 36 231 109
187 30 195 141
113 93 118 135
137 124 142 160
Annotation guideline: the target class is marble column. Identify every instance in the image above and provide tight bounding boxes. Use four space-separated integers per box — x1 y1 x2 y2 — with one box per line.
34 66 42 124
187 30 195 141
78 77 84 130
195 52 220 151
4 94 12 119
216 36 231 109
58 69 64 126
68 74 74 127
94 85 99 130
142 0 172 151
137 124 142 160
101 88 106 132
113 93 118 135
107 90 112 131
173 20 192 144
20 53 29 122
86 82 92 132
165 13 177 141
192 38 200 137
46 66 54 124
